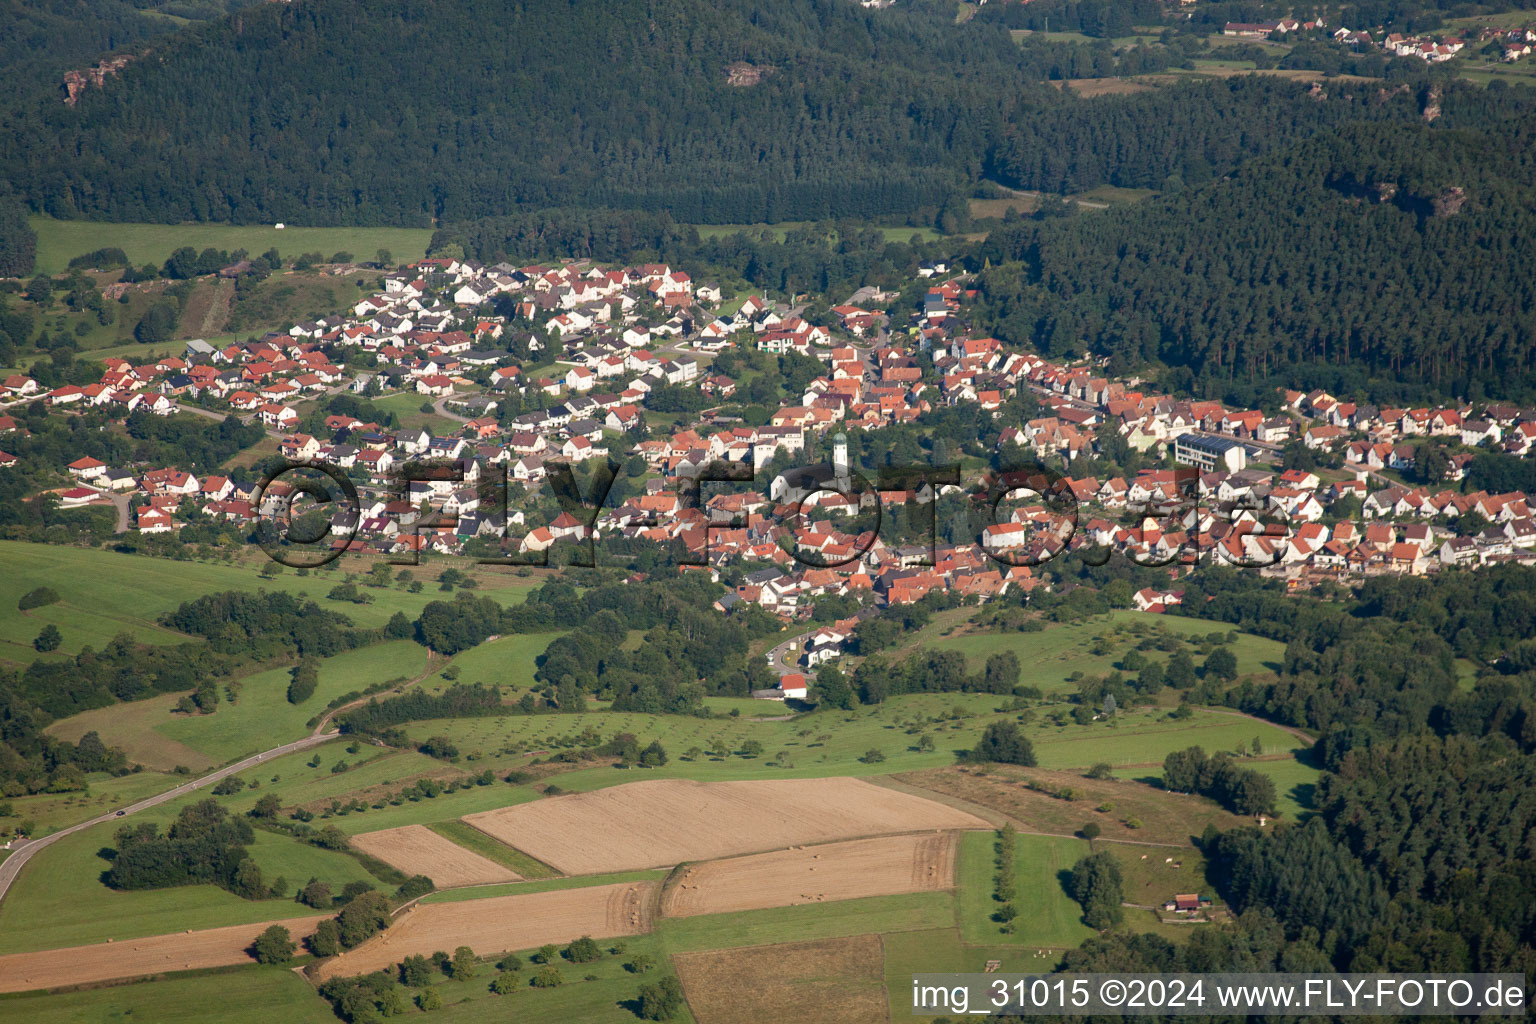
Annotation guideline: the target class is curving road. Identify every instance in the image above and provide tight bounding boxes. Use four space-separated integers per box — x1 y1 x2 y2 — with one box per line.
0 732 341 909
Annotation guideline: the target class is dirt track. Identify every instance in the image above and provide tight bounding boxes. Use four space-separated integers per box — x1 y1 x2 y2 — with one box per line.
463 777 989 875
311 881 655 981
661 832 959 918
351 825 520 886
0 914 327 994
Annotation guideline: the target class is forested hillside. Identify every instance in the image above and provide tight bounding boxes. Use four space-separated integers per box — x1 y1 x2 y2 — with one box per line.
0 0 1455 227
974 100 1536 404
3 0 1026 225
0 0 258 92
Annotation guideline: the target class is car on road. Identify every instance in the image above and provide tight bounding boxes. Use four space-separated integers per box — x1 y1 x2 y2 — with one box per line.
115 810 126 816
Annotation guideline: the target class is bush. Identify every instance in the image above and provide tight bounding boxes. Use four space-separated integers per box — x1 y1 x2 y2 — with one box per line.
565 935 602 963
287 661 319 704
531 966 563 988
17 586 60 610
450 945 478 980
33 624 61 652
396 875 435 901
250 924 295 964
637 976 686 1020
968 721 1036 766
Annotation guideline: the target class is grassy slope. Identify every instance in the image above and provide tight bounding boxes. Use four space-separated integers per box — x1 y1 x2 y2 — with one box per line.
46 640 429 767
0 769 184 834
392 701 1303 787
1 541 538 666
927 610 1283 695
30 217 434 276
160 640 429 760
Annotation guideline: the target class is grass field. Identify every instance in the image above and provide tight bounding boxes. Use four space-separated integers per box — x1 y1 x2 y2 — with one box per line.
1 542 539 668
30 217 434 277
419 933 696 1023
895 763 1249 847
0 965 336 1024
0 817 340 954
1242 755 1321 819
882 928 1032 1020
49 640 429 767
422 868 668 904
927 610 1283 694
381 700 1301 800
956 830 1095 948
160 640 430 759
0 769 181 834
423 631 564 695
368 390 465 434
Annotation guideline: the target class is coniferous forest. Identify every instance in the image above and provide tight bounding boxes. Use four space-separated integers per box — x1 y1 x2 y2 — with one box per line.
972 98 1536 404
0 0 1483 229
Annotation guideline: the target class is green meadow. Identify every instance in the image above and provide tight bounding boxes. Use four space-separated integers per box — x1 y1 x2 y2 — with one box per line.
956 830 1095 949
0 818 334 954
392 700 1303 786
401 932 695 1023
0 541 539 666
0 965 336 1024
927 610 1283 695
159 640 430 759
30 217 435 276
1 769 182 834
47 640 430 767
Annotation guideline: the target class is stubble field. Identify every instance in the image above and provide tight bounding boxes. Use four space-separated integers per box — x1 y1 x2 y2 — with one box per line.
311 880 656 980
350 824 522 887
660 832 960 918
462 777 989 874
0 913 327 994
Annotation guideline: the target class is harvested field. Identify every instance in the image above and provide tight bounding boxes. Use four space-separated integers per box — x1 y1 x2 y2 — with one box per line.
674 933 887 1024
463 777 988 875
351 825 520 887
0 914 326 994
662 833 958 918
312 881 655 981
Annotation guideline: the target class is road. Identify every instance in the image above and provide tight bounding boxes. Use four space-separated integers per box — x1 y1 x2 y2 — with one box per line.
765 629 818 678
0 732 340 909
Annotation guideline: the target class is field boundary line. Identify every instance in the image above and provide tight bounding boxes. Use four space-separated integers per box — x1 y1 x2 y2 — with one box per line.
433 818 561 879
